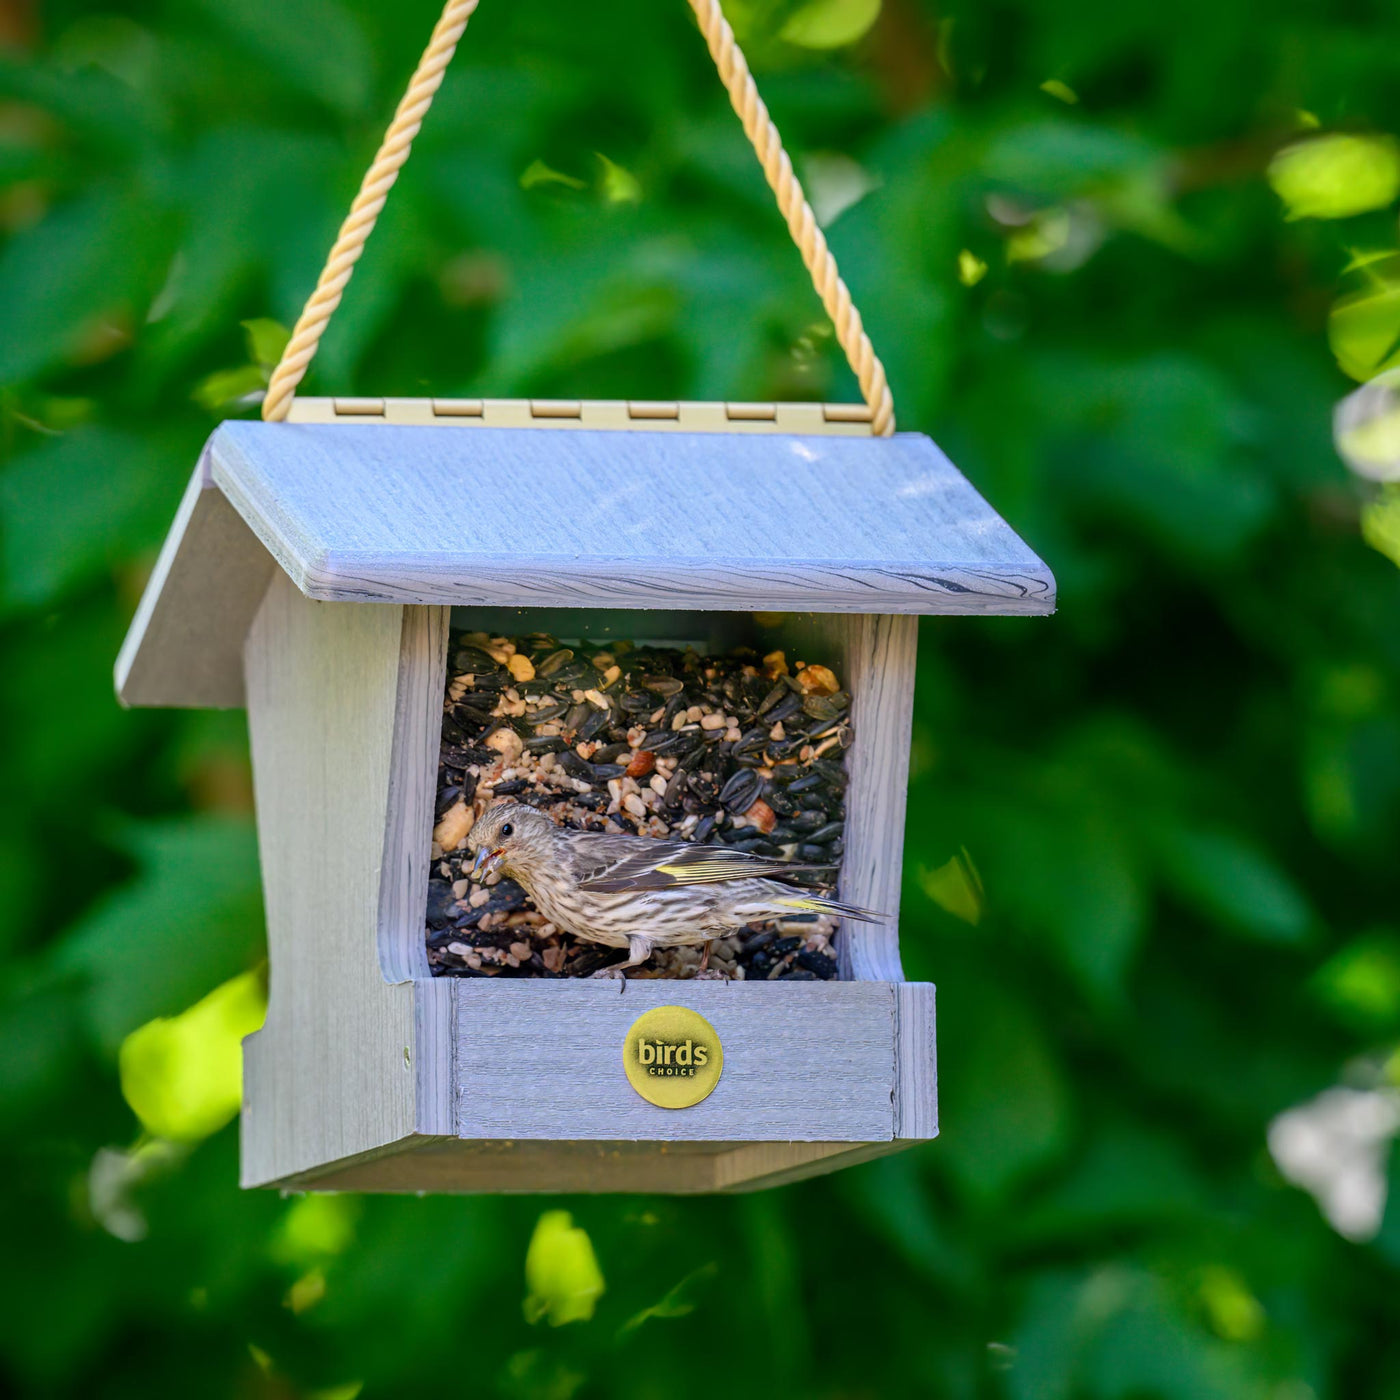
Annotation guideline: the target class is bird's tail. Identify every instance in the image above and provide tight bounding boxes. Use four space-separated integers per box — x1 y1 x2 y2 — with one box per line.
773 893 886 923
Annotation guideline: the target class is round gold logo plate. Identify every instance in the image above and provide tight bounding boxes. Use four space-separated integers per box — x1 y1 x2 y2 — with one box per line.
623 1006 723 1109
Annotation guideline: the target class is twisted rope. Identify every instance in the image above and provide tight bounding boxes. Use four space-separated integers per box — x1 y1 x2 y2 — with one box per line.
262 0 481 422
263 0 895 435
684 0 893 435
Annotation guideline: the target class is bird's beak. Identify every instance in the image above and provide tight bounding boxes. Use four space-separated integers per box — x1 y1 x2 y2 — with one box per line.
471 846 504 882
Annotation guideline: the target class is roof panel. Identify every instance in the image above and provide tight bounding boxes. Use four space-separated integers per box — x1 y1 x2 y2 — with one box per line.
208 422 1055 614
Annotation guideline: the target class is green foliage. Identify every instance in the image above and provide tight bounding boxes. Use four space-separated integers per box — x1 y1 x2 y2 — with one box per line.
119 969 266 1143
523 1212 606 1326
1269 134 1400 222
1 0 1399 1396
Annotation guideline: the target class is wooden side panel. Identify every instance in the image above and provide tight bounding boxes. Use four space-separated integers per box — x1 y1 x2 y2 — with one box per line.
115 455 275 708
894 982 938 1140
779 613 918 982
240 573 418 1187
377 605 450 983
837 614 919 982
451 980 896 1143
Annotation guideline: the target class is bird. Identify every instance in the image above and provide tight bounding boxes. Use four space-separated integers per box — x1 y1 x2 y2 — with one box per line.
466 800 883 977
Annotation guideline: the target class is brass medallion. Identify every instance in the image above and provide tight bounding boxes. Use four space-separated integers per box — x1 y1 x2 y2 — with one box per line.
623 1006 723 1109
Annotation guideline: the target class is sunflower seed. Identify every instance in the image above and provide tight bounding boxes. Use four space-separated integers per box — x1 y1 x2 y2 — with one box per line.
802 695 844 722
536 648 575 676
643 675 685 696
452 646 500 672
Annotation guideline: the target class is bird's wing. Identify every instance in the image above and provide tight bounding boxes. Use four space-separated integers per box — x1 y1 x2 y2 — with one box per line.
575 836 826 893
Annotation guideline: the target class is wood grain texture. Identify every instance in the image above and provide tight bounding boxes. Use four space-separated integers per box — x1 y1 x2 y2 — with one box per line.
771 613 917 982
414 981 455 1138
114 453 275 709
715 1140 912 1192
207 422 1056 615
894 982 938 1141
236 584 938 1191
368 600 454 1131
270 1134 915 1194
834 615 920 982
377 604 450 984
240 574 419 1187
451 980 896 1143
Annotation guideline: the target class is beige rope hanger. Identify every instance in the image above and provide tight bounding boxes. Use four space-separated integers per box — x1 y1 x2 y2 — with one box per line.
261 0 895 435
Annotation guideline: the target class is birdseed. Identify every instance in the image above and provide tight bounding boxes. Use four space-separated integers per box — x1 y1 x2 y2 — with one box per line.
426 631 854 980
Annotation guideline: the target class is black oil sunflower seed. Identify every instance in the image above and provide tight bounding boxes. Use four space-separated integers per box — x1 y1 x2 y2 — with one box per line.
719 769 761 813
536 648 575 677
452 646 500 673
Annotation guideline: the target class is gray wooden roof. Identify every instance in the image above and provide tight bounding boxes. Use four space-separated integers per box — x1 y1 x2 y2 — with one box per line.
116 422 1054 707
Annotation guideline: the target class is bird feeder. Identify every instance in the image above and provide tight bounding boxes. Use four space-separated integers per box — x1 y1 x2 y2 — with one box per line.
114 0 1055 1194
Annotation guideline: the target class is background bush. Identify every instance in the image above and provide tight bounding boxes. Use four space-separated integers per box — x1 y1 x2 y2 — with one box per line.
2 0 1400 1395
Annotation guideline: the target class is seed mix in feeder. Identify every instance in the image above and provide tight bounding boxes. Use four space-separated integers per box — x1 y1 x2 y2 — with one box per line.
427 631 856 979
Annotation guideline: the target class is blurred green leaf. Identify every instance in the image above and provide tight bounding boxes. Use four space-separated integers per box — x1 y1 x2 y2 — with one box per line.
1154 824 1312 944
1196 1265 1265 1342
308 1383 363 1400
1362 486 1400 568
780 0 882 50
191 0 373 118
1376 1146 1400 1267
191 364 266 412
1268 133 1400 220
1015 1126 1204 1243
522 1211 605 1326
498 1349 587 1400
520 159 586 192
982 802 1147 1004
0 185 175 385
242 318 291 369
1330 276 1400 383
617 1263 716 1337
1012 1268 1263 1400
118 968 265 1142
596 153 643 206
0 985 82 1124
939 984 1073 1201
983 120 1162 198
1054 353 1275 565
918 847 984 925
271 1194 362 1266
841 1151 976 1289
50 817 265 1051
1311 932 1400 1032
0 428 186 613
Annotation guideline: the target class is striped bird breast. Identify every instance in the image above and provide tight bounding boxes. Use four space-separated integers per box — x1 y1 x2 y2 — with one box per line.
517 867 725 948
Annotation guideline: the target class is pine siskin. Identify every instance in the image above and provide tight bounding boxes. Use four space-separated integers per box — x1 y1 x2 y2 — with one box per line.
467 801 882 977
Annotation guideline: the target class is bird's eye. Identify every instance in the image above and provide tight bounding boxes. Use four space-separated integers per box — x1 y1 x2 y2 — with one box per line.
500 822 514 838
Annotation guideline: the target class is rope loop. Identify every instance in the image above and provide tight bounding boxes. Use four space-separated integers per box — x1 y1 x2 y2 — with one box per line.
262 0 895 435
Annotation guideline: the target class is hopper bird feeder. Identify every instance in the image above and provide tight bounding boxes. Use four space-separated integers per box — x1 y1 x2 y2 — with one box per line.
114 0 1055 1194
